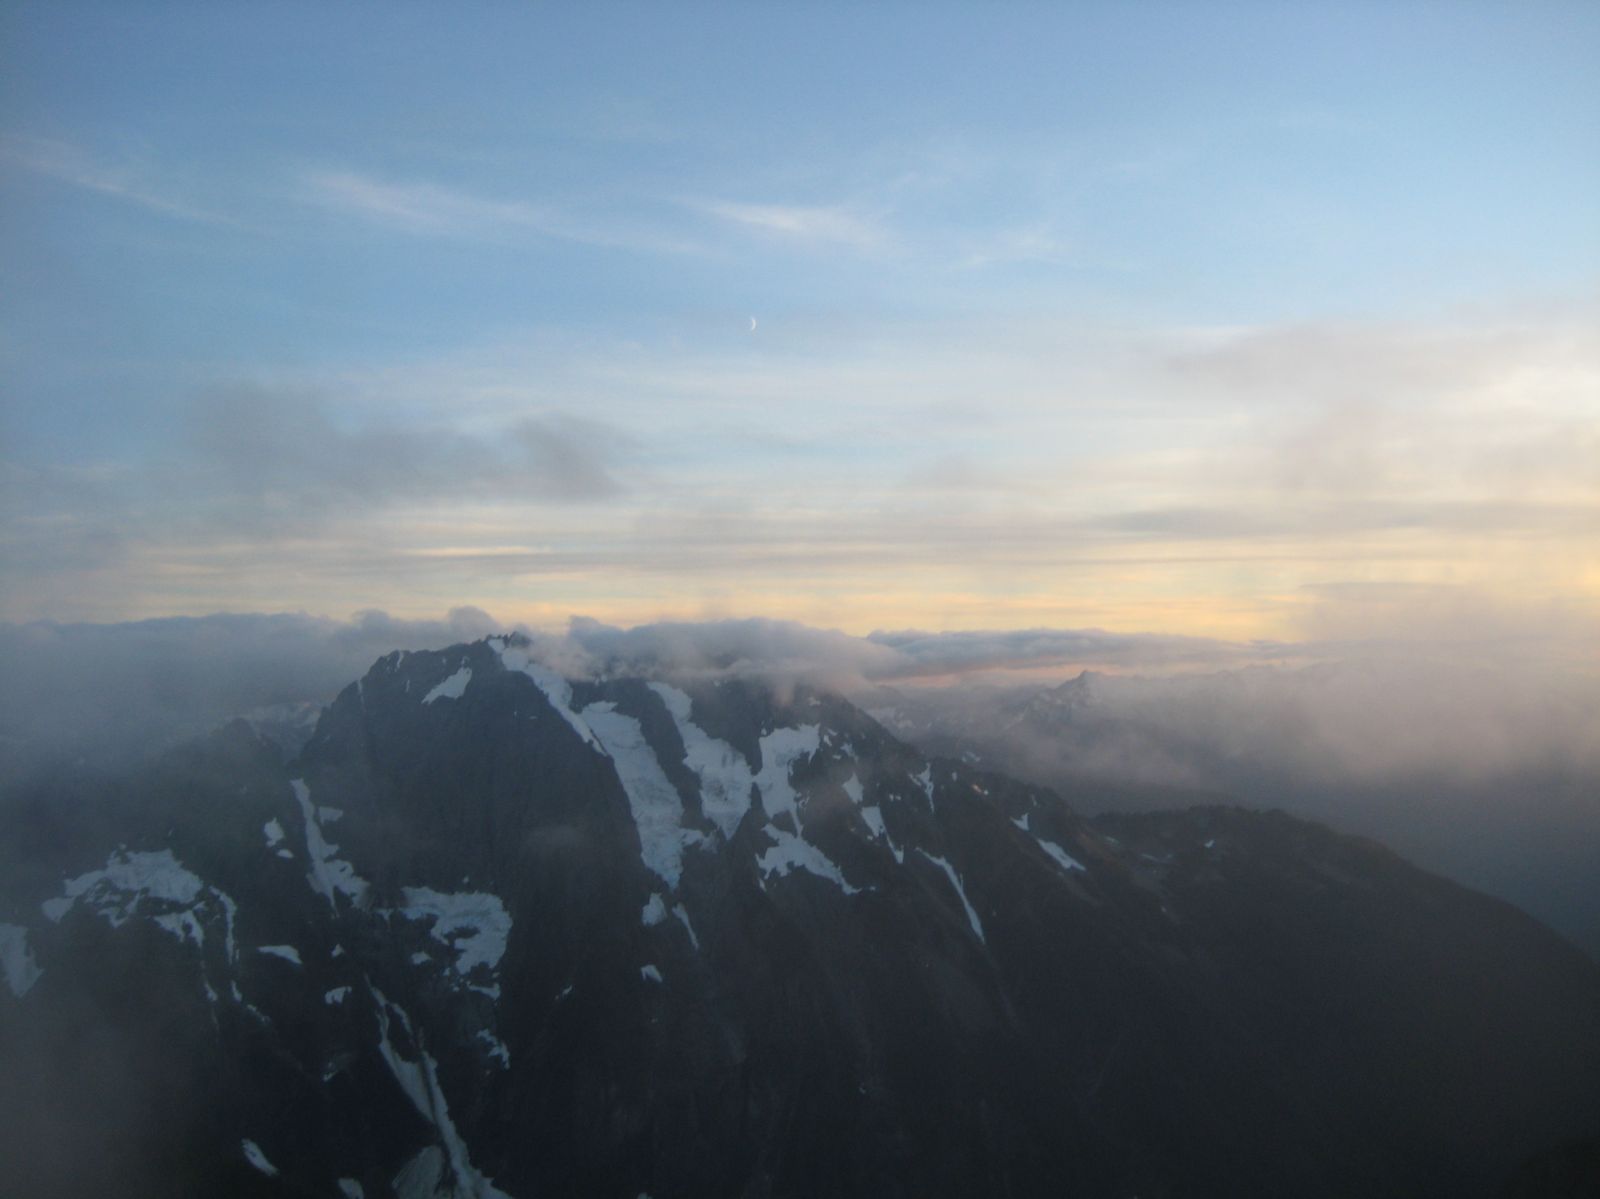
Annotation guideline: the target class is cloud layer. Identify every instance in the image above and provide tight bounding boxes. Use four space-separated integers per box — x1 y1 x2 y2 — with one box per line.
4 606 1593 953
4 605 1594 783
6 308 1595 636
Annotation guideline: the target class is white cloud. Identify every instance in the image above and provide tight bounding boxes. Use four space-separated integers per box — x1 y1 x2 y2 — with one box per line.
696 198 885 247
301 170 556 237
0 135 237 226
300 169 702 254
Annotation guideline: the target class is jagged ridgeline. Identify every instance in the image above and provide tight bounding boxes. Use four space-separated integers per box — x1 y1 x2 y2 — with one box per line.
2 636 1597 1198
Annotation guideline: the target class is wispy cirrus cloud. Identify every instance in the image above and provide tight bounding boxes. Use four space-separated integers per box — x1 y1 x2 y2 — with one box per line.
301 170 556 237
0 135 238 226
953 224 1073 269
695 198 887 248
300 168 702 254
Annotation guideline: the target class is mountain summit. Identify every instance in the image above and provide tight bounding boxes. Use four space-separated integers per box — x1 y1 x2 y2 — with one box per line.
3 636 1597 1198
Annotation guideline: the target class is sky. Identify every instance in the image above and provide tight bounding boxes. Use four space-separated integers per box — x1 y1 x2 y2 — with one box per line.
2 1 1597 649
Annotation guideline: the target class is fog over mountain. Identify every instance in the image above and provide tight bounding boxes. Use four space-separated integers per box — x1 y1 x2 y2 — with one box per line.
5 610 1596 958
9 609 1597 778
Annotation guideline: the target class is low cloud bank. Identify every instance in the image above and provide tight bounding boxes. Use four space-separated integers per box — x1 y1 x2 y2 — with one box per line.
4 606 1595 951
893 660 1600 792
865 627 1292 678
0 608 500 777
3 606 1594 788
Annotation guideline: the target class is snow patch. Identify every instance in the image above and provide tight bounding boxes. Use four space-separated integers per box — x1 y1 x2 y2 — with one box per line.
724 722 861 893
263 818 285 848
0 923 42 997
859 805 903 864
672 903 700 950
640 964 663 983
477 1029 511 1068
241 1139 278 1177
583 700 703 888
641 893 668 927
758 827 859 894
153 908 205 949
842 773 864 805
42 849 238 963
649 682 756 838
258 944 302 966
325 986 352 1005
372 987 512 1199
861 805 887 839
913 765 935 809
44 849 203 925
291 780 369 908
919 851 985 943
396 887 511 982
498 645 604 751
423 665 472 704
394 1147 444 1199
754 725 821 823
1036 838 1086 873
338 1181 365 1199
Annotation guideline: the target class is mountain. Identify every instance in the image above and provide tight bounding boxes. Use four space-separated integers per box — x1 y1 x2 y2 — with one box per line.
867 670 1600 961
2 636 1597 1198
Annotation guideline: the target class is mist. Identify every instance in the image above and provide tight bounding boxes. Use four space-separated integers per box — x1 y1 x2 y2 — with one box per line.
3 606 1595 952
0 608 499 780
4 607 1595 781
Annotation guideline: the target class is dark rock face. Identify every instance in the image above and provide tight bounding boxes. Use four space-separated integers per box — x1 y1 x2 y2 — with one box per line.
2 636 1597 1198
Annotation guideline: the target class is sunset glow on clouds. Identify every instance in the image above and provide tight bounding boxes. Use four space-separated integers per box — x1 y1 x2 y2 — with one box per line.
1 3 1595 657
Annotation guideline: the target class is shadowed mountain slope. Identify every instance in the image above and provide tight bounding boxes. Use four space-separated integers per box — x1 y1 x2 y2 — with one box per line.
2 636 1596 1198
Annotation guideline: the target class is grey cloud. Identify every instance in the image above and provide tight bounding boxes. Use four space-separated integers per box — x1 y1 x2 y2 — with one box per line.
1056 661 1600 787
870 583 1600 792
513 416 629 501
0 611 907 784
897 454 1021 494
554 619 1297 688
1088 500 1599 541
187 389 628 524
6 601 1596 797
8 605 1592 958
0 608 500 781
1 610 1258 785
5 605 1597 958
865 627 1281 677
877 648 1600 951
3 393 640 615
566 616 905 689
1162 321 1528 406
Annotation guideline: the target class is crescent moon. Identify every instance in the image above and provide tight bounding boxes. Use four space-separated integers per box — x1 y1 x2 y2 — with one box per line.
749 317 757 333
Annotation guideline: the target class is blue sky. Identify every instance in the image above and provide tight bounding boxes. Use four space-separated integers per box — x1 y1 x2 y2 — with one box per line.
2 2 1596 642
